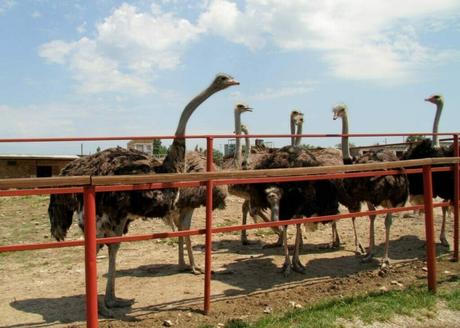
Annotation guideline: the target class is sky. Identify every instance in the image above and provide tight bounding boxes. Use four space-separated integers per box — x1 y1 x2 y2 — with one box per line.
0 0 459 155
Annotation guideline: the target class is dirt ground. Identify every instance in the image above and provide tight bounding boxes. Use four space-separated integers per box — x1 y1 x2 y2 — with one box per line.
0 195 459 328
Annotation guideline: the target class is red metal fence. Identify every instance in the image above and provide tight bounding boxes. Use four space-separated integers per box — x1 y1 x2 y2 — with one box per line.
0 132 459 328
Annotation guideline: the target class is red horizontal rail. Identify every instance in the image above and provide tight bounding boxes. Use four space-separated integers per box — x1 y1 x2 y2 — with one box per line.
1 201 451 253
1 132 460 143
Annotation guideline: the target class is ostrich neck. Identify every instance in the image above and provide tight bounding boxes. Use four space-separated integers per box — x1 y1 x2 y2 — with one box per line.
295 123 303 146
432 102 443 148
241 126 250 168
234 110 242 168
341 113 352 161
290 118 296 146
161 87 218 173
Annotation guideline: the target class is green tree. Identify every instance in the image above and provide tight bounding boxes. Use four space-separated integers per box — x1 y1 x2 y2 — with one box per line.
152 139 168 156
213 149 224 166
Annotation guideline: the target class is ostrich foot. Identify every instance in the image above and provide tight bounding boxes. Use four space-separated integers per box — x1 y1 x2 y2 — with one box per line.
281 262 292 277
179 264 204 275
98 303 115 318
319 242 340 250
292 258 306 274
378 259 391 276
190 265 205 275
241 232 252 245
440 237 450 249
355 243 366 256
105 296 135 308
361 252 374 263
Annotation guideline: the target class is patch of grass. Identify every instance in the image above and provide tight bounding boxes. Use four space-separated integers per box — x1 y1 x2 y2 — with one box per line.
440 288 460 310
225 287 438 328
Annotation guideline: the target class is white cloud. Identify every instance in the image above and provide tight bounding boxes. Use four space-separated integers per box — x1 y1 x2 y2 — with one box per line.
39 3 203 94
252 80 317 100
199 0 460 82
0 0 15 15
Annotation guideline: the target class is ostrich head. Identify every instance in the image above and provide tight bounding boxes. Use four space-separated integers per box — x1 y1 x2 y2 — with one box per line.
240 124 249 134
235 103 253 114
425 94 444 106
208 73 240 92
332 104 348 120
290 110 304 126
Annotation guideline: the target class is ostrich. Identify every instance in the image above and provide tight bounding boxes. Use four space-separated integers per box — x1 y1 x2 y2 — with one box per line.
48 73 239 316
332 104 409 270
248 144 340 276
290 109 344 249
402 94 453 247
222 104 279 245
165 151 228 274
290 110 304 146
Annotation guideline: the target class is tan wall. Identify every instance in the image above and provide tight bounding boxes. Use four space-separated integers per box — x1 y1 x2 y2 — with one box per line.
0 159 73 178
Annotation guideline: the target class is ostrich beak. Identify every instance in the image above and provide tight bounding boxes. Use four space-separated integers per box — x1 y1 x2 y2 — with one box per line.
424 97 433 102
228 78 240 86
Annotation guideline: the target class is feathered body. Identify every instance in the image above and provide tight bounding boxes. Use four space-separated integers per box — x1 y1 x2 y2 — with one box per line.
49 147 173 242
403 139 453 201
339 149 409 211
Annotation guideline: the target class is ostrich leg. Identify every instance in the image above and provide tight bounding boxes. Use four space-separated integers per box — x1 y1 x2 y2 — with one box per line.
380 212 393 273
440 205 450 248
292 224 306 273
241 200 251 245
178 208 203 274
281 225 292 276
362 203 377 262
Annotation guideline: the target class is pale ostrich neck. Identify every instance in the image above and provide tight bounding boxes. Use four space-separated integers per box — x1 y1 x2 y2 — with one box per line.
241 125 251 168
234 109 243 168
290 117 296 146
341 112 352 161
295 122 303 146
161 87 219 173
432 101 443 148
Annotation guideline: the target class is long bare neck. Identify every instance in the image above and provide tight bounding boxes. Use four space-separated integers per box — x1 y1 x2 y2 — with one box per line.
432 101 443 148
290 117 296 146
234 109 242 168
161 86 217 173
295 122 303 146
341 112 352 161
241 126 250 168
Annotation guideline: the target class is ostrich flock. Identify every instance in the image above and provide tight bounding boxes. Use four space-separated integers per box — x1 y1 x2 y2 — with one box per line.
47 74 454 315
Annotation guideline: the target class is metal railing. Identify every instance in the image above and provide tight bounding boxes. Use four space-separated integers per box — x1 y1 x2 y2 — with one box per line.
1 133 459 328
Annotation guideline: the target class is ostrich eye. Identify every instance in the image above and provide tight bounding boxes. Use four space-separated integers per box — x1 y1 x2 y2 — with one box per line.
220 76 227 81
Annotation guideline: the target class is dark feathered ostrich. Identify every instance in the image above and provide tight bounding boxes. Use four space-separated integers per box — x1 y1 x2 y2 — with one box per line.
402 94 454 247
164 151 228 274
332 104 409 270
248 145 340 276
293 109 344 249
48 73 239 316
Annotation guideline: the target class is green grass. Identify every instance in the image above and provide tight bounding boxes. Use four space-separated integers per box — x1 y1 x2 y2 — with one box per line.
216 285 460 328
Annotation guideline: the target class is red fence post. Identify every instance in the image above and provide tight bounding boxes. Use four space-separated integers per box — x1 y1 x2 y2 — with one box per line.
84 186 99 327
204 137 214 314
453 134 459 262
422 165 437 292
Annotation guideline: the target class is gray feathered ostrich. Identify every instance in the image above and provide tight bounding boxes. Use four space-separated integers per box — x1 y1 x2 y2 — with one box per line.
48 73 238 316
332 104 409 271
165 151 228 274
248 144 340 276
402 94 454 247
222 104 278 245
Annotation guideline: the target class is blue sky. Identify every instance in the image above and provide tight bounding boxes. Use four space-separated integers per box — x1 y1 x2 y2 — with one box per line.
0 0 459 155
